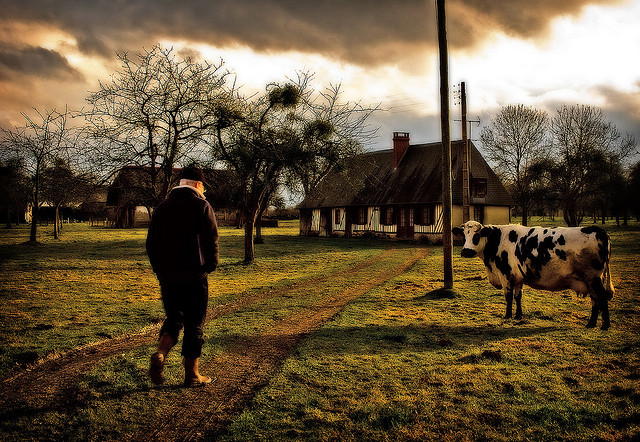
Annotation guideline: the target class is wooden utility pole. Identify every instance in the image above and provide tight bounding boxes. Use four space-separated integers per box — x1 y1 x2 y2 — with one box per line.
437 0 453 289
461 81 470 222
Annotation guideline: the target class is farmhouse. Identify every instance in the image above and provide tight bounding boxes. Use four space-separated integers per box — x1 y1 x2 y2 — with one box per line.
298 132 512 241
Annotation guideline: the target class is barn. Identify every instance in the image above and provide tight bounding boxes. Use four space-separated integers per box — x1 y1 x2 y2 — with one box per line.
298 132 513 241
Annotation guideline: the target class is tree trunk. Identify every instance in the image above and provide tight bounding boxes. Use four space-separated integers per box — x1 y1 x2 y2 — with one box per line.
563 199 580 227
235 211 243 229
29 175 40 242
254 199 270 245
54 205 60 239
29 205 38 242
521 205 528 226
254 219 264 244
243 212 255 263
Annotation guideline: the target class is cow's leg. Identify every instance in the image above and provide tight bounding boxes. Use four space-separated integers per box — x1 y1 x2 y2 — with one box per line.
590 277 610 330
599 298 610 331
586 298 599 329
514 285 523 320
504 288 513 319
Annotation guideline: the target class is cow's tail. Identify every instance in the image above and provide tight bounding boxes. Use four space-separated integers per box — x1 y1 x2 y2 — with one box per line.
604 238 614 300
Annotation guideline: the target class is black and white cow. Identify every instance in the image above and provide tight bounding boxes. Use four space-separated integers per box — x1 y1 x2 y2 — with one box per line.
452 221 614 330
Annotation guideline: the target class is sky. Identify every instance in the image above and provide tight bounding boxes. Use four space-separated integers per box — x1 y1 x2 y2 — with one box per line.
1 0 639 156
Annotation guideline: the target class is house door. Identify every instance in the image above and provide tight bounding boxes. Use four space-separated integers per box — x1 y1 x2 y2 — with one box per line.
320 208 332 236
396 206 414 239
345 208 353 237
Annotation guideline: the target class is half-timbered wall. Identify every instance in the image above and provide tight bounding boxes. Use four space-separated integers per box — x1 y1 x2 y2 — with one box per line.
307 204 447 237
303 204 510 238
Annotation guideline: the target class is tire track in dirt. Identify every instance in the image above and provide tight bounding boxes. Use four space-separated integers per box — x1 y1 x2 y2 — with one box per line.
139 247 429 441
0 249 397 419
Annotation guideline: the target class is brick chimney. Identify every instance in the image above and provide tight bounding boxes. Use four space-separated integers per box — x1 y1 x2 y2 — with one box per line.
392 132 410 168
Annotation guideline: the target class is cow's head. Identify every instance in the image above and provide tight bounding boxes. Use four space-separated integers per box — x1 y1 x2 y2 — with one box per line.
452 221 487 258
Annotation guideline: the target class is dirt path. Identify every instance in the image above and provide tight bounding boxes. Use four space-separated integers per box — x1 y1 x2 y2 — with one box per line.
140 247 428 440
0 247 428 439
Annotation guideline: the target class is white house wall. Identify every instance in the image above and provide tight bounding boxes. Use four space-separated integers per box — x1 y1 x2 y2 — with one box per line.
415 204 444 234
311 209 321 232
332 208 346 232
327 205 445 236
451 205 511 226
483 205 511 224
352 207 397 234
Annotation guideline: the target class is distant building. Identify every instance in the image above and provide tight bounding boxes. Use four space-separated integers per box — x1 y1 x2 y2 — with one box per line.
79 186 109 225
298 132 512 241
106 166 241 228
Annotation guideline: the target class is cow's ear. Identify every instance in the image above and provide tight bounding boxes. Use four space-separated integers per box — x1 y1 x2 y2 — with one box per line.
480 227 492 237
452 227 463 237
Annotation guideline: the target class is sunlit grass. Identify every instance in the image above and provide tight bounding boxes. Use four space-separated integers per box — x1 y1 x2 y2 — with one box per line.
0 218 639 440
0 221 384 377
223 220 640 441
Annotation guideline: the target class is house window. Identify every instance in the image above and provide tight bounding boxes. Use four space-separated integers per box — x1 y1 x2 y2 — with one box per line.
335 208 341 225
397 207 414 227
381 206 395 225
472 178 487 198
417 205 435 225
398 207 415 227
357 207 367 225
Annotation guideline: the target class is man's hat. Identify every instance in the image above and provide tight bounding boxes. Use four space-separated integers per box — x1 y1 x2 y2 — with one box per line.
181 166 205 183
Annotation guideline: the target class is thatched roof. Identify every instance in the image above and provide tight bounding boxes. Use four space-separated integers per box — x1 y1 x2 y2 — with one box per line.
299 140 512 209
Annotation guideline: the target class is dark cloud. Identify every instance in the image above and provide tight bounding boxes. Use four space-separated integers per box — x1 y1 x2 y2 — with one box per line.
1 0 636 148
0 43 84 81
0 0 625 66
594 84 640 156
596 83 640 119
459 0 623 39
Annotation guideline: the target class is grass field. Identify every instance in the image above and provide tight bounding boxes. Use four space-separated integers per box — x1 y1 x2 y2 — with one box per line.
0 219 638 440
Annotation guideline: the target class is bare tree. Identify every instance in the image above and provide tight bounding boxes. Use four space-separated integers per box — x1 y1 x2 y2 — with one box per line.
533 104 636 226
210 81 301 263
211 73 377 263
84 45 235 207
480 104 548 226
40 158 94 239
0 108 79 243
285 80 378 198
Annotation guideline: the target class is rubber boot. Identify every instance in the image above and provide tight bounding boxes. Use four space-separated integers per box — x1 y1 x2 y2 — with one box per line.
149 333 175 385
183 357 212 387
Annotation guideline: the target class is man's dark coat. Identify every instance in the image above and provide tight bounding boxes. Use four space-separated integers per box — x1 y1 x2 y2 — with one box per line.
146 186 219 282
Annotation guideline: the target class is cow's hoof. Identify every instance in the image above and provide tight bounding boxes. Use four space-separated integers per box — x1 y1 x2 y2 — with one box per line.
600 324 610 331
514 315 522 320
586 322 597 329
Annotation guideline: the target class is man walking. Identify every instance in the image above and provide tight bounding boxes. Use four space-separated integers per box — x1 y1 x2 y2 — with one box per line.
146 166 219 387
